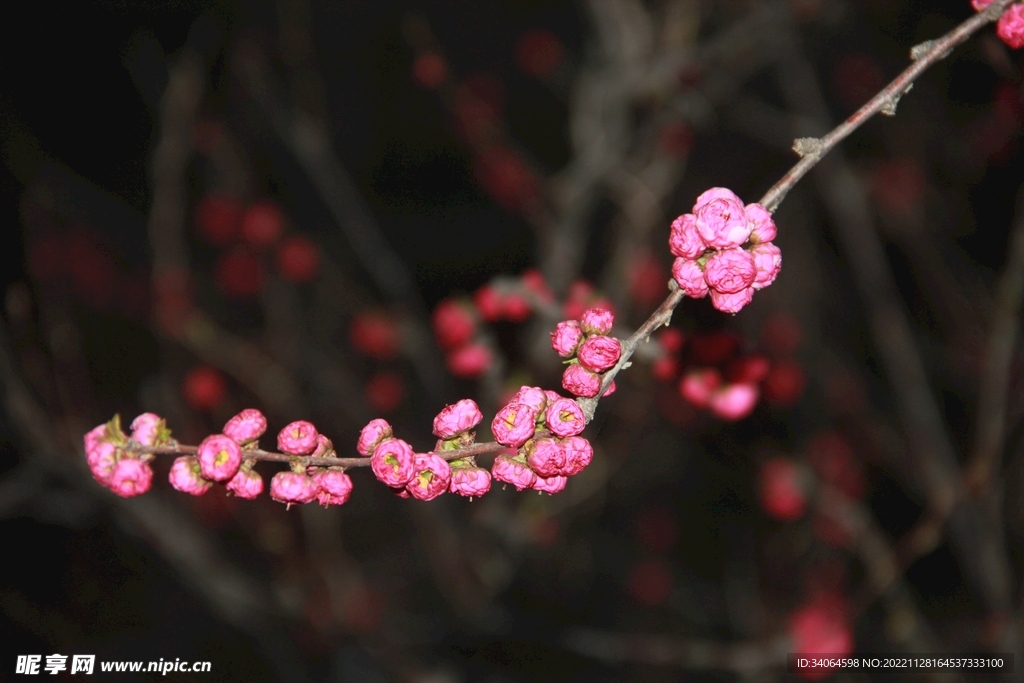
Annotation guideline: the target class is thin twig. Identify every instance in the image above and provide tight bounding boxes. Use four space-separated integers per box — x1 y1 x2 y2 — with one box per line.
758 0 1016 212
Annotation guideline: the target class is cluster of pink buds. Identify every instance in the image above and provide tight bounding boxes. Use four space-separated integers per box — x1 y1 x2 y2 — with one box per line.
84 414 165 498
551 307 620 399
973 0 1024 49
490 387 594 494
669 188 781 314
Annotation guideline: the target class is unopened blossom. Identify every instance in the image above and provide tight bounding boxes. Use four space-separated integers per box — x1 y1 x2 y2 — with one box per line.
512 385 549 414
223 408 267 444
580 307 614 335
550 320 584 357
311 435 335 458
370 438 417 487
277 420 319 455
533 474 567 495
544 389 562 405
491 454 537 490
447 343 492 378
357 418 392 456
270 471 318 506
693 187 752 249
432 399 483 439
473 284 503 321
603 381 617 397
88 443 118 486
709 287 755 314
679 368 722 408
197 434 243 482
546 398 586 438
491 403 539 448
108 458 153 498
577 335 621 373
562 363 601 398
406 453 452 501
760 457 806 521
751 243 782 290
169 456 213 496
746 203 777 243
130 413 166 446
668 213 706 259
561 436 593 475
526 438 566 477
313 469 354 506
709 383 760 421
704 248 757 294
432 299 476 350
972 0 993 10
226 465 264 499
84 423 109 456
998 4 1024 50
671 258 709 298
449 465 492 497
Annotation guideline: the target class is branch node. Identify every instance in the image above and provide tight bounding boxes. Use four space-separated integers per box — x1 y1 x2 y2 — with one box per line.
909 40 936 61
792 137 822 158
880 84 912 116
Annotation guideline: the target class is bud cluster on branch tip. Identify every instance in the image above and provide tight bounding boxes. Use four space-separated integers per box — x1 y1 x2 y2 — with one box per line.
973 0 1024 49
489 387 594 494
83 415 165 498
669 188 781 313
550 307 620 398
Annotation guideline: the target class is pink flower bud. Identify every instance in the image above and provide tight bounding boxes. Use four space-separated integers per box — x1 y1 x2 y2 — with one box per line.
709 383 760 421
671 258 709 298
562 436 593 475
406 453 452 501
972 0 994 10
84 423 107 455
551 320 584 357
709 287 754 314
88 442 117 486
313 469 354 506
603 380 617 397
692 187 752 249
512 386 549 413
704 248 757 294
432 298 476 350
526 438 566 477
108 458 153 498
545 398 586 438
562 364 601 398
447 343 492 379
998 4 1024 49
474 284 503 321
580 307 614 335
491 454 537 490
750 243 782 290
223 408 267 444
270 471 319 506
432 398 484 438
544 389 562 405
130 412 166 446
277 420 319 455
197 434 243 482
577 335 621 373
449 466 492 497
226 466 264 499
311 435 334 457
370 438 417 487
491 403 539 448
668 213 706 259
169 456 213 496
745 203 776 243
357 418 393 456
679 368 721 408
533 474 567 495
